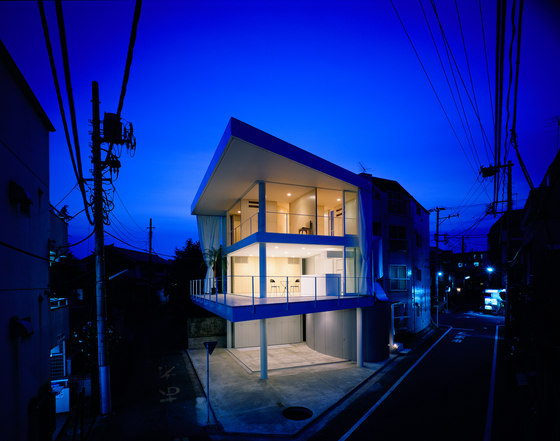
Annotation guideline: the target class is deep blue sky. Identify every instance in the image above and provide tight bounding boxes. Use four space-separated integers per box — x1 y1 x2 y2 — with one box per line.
1 0 559 258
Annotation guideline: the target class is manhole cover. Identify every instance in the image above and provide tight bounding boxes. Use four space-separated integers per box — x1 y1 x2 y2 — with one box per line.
282 406 313 421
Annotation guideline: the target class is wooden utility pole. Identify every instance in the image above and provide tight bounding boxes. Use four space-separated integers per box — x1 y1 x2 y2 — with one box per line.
92 81 111 415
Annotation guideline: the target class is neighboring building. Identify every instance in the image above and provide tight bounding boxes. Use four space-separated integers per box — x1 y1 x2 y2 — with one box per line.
190 118 431 378
365 176 431 334
0 40 69 441
488 150 560 439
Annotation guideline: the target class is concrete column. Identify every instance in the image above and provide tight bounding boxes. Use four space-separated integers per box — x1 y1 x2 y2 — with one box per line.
227 321 232 349
260 319 268 379
357 307 363 367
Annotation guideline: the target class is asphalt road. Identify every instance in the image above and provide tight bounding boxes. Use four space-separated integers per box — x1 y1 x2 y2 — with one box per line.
312 311 525 441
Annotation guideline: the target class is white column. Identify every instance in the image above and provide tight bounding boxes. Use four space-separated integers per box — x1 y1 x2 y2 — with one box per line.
357 307 363 367
260 319 268 379
227 321 232 349
259 242 267 299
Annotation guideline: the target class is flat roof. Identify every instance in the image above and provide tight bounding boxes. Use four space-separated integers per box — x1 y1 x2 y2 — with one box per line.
191 118 372 215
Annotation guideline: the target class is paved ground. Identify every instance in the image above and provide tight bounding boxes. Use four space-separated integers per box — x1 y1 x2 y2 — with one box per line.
188 343 398 436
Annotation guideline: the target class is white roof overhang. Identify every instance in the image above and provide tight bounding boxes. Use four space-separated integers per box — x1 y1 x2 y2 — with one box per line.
191 118 371 215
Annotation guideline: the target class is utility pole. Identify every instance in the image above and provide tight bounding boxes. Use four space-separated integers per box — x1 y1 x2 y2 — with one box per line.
433 207 445 327
92 81 111 415
148 218 153 264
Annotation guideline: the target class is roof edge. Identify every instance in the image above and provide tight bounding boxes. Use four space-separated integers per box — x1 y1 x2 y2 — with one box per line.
0 39 55 132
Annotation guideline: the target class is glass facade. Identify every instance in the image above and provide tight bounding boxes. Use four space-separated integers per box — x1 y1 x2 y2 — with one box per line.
227 182 358 245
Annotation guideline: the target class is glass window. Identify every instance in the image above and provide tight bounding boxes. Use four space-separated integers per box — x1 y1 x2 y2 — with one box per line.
388 192 409 216
265 183 316 235
390 265 408 291
317 188 343 236
344 191 357 235
389 225 407 251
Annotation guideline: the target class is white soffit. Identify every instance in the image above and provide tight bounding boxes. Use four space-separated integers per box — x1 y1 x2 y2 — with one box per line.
193 137 359 215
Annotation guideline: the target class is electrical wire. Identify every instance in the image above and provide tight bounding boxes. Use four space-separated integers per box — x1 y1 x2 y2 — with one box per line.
105 230 148 253
455 0 493 165
53 183 78 208
429 0 488 170
114 189 145 233
479 0 495 132
38 0 93 225
389 0 479 179
107 0 142 159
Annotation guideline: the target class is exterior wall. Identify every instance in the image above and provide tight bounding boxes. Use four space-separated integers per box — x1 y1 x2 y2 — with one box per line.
306 310 356 360
0 50 55 441
370 177 431 334
233 316 302 348
306 303 390 362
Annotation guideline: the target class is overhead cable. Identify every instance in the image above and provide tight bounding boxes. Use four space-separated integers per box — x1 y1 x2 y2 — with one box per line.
389 0 479 179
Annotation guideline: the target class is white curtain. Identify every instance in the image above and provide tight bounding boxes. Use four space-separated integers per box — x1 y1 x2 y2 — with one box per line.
197 215 222 293
357 188 373 295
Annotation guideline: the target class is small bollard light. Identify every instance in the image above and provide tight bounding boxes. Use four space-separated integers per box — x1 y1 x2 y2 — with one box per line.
203 341 218 425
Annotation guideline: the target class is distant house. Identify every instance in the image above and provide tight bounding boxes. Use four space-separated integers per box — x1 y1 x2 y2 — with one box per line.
77 244 171 331
190 118 431 378
0 40 69 440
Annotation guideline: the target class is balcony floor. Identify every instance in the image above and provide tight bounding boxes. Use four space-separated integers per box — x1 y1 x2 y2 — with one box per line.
191 292 375 322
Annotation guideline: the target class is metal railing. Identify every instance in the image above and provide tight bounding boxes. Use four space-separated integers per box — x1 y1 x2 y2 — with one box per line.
230 213 258 244
229 211 358 245
190 275 372 309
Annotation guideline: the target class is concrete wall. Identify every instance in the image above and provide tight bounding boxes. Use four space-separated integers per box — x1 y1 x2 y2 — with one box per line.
0 46 55 441
233 315 302 348
187 316 227 349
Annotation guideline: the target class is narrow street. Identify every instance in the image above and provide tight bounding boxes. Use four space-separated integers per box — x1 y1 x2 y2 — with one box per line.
312 311 524 441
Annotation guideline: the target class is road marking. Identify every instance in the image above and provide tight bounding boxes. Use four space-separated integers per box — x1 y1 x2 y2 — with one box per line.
339 327 453 441
483 324 500 441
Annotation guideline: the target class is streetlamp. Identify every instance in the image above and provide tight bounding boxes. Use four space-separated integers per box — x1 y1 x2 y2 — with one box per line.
435 271 443 327
203 340 217 425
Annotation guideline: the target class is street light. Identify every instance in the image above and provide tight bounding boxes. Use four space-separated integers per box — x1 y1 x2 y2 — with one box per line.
203 340 217 425
487 267 494 273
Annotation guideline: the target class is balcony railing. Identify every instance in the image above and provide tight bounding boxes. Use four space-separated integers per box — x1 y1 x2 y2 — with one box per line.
190 275 371 308
229 211 357 244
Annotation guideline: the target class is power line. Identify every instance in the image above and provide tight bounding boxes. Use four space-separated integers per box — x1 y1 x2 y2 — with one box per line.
107 0 142 159
114 189 145 233
389 0 479 179
105 230 147 253
38 0 93 225
479 0 495 130
455 0 493 165
53 183 78 208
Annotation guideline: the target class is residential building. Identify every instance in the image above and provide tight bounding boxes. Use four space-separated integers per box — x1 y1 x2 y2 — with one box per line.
365 176 431 334
488 150 560 439
0 39 69 441
190 118 431 378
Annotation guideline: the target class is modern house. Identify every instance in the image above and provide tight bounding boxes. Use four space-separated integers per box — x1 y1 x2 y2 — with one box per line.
0 40 69 441
190 118 431 378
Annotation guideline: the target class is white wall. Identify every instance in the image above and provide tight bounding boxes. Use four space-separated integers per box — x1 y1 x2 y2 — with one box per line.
233 316 303 347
